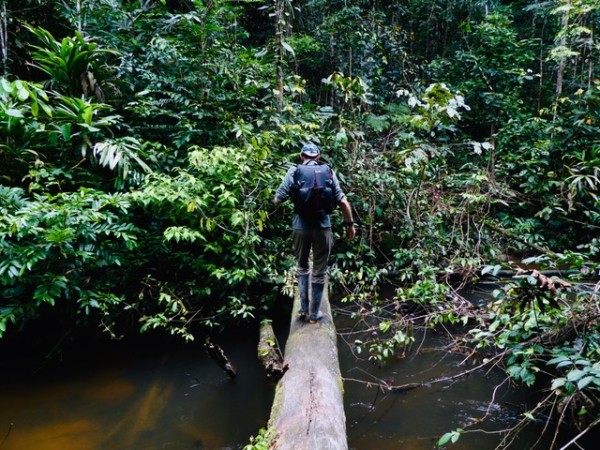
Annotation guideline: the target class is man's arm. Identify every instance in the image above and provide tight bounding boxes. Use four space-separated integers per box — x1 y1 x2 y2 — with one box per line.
274 166 296 205
339 197 355 241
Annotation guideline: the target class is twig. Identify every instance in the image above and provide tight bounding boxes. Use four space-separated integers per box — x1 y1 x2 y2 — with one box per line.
559 416 600 450
344 352 504 393
0 422 13 448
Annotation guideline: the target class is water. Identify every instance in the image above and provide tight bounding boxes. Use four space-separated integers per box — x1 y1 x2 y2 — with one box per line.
338 282 597 450
0 286 597 449
0 331 273 450
340 329 541 450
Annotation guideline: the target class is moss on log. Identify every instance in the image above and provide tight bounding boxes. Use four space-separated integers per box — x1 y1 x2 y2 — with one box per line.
268 284 347 450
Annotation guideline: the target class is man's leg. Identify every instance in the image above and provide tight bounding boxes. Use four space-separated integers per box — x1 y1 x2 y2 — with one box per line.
297 274 309 318
293 230 311 318
309 228 333 323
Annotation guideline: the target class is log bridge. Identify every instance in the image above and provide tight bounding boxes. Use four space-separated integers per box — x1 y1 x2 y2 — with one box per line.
266 285 348 450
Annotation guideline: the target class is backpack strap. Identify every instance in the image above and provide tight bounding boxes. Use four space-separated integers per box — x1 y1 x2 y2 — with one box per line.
292 163 298 184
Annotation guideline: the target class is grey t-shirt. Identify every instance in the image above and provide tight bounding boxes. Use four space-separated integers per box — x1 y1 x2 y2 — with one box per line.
275 161 346 230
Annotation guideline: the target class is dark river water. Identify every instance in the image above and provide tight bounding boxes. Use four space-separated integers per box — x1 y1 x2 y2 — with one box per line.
0 285 597 449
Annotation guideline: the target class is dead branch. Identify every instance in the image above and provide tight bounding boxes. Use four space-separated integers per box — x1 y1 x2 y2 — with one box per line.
204 337 237 378
515 268 572 293
344 352 505 393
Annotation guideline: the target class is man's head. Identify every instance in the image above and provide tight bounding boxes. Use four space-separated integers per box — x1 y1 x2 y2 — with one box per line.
300 143 321 160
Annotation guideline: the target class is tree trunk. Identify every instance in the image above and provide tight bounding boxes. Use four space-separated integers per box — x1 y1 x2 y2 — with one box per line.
268 284 347 450
1 1 8 77
555 1 570 102
274 0 285 113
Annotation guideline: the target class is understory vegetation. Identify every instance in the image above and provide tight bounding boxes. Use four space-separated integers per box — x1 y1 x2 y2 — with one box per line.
1 0 599 448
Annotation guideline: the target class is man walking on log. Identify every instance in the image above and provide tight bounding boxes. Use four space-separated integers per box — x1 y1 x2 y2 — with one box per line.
274 143 355 323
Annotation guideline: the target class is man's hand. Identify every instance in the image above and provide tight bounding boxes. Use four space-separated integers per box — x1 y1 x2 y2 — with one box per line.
346 224 356 241
339 198 355 241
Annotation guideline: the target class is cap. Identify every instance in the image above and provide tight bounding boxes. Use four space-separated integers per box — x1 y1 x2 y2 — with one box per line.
301 143 321 158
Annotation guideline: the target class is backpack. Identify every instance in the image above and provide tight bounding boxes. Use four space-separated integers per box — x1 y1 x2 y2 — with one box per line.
290 162 335 217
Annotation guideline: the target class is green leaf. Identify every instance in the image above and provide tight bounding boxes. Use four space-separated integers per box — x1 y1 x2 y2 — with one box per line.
437 432 453 446
567 369 586 382
17 86 30 101
31 100 39 117
551 378 566 390
6 109 24 118
61 123 72 140
1 78 13 94
280 40 295 56
577 376 595 390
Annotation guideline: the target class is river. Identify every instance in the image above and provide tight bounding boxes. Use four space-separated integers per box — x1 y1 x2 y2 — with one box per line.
0 285 597 449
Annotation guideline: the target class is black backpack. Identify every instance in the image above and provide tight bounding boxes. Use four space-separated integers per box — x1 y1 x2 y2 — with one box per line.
291 162 335 217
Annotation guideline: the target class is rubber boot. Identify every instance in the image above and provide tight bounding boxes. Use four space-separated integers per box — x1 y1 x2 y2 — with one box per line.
309 282 325 323
297 274 309 319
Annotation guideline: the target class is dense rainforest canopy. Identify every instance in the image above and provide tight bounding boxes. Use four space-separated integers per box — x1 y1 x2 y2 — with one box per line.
1 0 599 448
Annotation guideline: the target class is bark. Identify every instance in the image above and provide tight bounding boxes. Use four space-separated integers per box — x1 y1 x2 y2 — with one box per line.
258 319 287 381
268 284 347 450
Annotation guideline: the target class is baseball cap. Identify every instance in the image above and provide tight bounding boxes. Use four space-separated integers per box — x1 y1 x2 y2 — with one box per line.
301 143 321 158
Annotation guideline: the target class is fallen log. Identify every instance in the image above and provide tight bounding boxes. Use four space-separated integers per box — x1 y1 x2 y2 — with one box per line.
268 284 347 450
258 319 287 381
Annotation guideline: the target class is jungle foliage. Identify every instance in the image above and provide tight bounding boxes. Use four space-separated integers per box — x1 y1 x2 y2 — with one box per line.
1 0 599 448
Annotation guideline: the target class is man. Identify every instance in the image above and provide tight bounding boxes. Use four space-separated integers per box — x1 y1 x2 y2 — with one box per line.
274 143 355 323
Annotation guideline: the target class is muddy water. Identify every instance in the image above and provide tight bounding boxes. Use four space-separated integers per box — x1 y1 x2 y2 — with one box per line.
0 332 273 450
0 287 597 449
